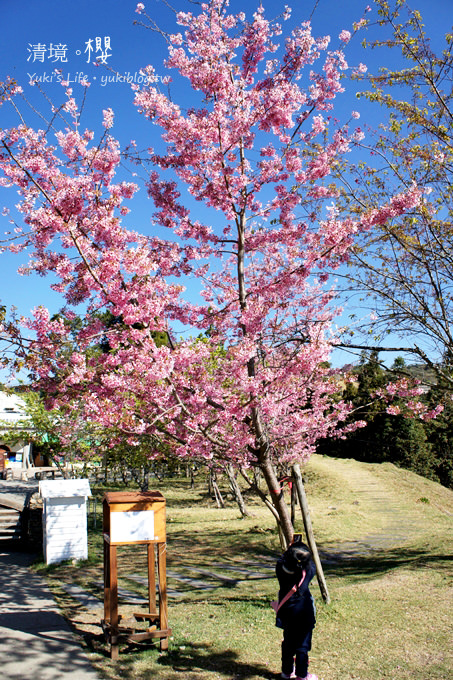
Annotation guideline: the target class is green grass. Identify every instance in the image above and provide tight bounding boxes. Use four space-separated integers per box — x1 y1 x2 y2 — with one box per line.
34 455 453 680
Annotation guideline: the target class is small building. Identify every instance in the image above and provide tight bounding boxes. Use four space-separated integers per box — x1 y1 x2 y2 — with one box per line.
0 391 63 479
0 391 34 473
39 479 92 565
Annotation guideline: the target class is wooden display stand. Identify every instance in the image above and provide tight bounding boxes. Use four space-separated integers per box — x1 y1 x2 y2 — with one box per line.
102 491 171 660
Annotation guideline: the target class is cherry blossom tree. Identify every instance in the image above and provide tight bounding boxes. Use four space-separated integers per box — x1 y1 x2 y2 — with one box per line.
0 1 422 544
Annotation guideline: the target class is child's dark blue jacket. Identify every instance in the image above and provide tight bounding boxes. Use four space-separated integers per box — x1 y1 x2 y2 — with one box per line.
275 554 316 630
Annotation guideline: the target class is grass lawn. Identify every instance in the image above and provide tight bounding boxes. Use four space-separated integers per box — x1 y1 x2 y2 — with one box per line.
33 455 453 680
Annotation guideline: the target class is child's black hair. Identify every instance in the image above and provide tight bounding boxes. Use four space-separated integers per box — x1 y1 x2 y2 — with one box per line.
283 542 312 571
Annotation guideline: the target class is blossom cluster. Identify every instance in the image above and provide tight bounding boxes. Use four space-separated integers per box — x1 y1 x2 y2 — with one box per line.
0 1 427 471
376 379 444 421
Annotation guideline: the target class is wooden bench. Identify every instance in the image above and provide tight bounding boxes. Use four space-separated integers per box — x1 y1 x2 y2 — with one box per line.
21 467 69 481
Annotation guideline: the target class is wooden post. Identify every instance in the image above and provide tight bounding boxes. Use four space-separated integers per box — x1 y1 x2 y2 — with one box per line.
291 480 297 526
103 535 120 659
103 538 110 623
157 542 168 651
291 463 330 604
109 543 119 661
148 543 157 616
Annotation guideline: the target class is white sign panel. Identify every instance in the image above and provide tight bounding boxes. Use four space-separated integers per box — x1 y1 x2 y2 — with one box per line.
110 510 155 542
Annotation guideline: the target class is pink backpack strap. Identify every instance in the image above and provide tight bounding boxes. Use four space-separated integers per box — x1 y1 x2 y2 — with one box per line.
273 570 306 613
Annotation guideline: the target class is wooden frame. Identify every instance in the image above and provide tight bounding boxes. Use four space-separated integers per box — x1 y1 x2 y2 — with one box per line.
102 491 171 660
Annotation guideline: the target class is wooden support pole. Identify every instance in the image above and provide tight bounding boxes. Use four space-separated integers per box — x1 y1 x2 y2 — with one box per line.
291 463 330 604
157 542 169 651
290 481 297 526
109 542 119 659
103 538 110 623
148 543 157 616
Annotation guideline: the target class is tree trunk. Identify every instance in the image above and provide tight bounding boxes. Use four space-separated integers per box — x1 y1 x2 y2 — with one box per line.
53 456 68 479
207 470 213 496
259 453 294 550
292 463 330 604
103 451 108 484
225 464 251 518
240 467 281 522
253 467 261 488
141 466 150 491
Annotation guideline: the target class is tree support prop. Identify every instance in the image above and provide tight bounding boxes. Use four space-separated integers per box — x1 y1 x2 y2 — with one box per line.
292 463 330 604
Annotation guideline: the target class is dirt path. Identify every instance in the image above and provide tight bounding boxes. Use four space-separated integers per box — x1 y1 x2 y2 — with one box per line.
306 456 441 561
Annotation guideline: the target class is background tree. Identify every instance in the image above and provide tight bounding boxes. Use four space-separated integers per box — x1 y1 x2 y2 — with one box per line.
317 352 448 485
334 0 453 384
422 364 453 488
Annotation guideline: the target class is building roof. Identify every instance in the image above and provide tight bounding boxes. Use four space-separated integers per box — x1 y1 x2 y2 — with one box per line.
39 479 92 498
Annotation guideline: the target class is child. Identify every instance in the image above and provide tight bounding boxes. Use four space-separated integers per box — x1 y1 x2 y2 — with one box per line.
274 539 318 680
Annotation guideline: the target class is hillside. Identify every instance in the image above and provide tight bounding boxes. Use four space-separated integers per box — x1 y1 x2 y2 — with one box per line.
304 454 453 553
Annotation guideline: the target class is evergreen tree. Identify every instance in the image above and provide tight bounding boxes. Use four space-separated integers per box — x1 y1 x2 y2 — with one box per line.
423 360 453 488
319 353 436 481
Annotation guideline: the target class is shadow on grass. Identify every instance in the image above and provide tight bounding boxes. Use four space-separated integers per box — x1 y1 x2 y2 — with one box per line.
156 641 276 679
321 545 453 581
166 529 279 563
78 631 277 678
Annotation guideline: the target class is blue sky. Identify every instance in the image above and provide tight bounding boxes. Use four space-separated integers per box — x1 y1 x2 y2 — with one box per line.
0 0 451 375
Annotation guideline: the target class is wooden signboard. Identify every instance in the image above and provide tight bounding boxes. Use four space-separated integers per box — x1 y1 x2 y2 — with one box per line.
103 491 166 544
102 491 171 660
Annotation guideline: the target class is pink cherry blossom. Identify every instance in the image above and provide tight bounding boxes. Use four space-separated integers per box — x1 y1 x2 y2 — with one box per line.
339 30 351 43
102 108 114 129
